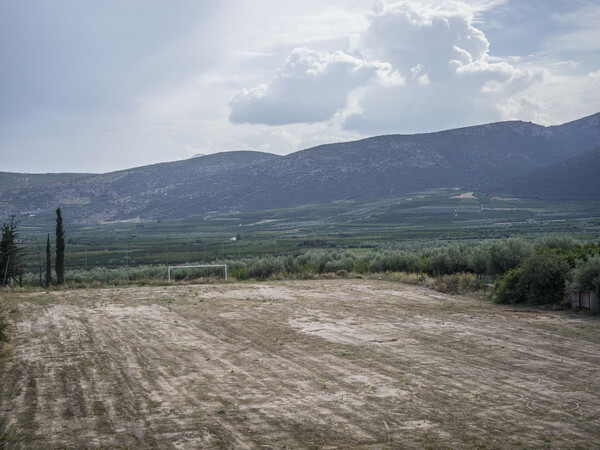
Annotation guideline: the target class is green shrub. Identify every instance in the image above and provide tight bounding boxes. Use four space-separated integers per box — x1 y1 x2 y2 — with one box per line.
535 234 579 251
230 267 249 280
323 254 356 273
571 255 600 294
426 244 471 276
494 268 527 304
468 242 490 276
521 251 570 305
248 256 285 279
369 250 420 273
487 238 532 276
547 243 600 268
354 258 370 274
0 313 8 353
0 318 6 341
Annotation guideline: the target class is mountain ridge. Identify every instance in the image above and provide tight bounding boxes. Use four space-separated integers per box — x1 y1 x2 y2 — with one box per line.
1 113 598 223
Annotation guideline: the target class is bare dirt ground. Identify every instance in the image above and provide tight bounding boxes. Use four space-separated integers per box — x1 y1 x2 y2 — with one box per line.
1 279 599 449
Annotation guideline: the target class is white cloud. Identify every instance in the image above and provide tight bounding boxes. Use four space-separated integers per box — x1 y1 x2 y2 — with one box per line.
228 1 543 132
549 3 600 52
502 71 600 125
229 47 384 125
1 0 598 173
345 1 546 133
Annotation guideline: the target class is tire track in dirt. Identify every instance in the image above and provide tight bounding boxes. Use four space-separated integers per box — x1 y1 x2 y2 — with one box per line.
1 280 600 448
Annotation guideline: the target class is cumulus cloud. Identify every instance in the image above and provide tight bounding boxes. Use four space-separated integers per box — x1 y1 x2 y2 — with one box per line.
229 0 542 131
229 47 385 125
344 1 542 132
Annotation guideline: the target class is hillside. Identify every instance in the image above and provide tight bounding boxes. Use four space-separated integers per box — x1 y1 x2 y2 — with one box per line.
0 172 91 192
0 113 598 223
0 151 279 222
498 147 600 200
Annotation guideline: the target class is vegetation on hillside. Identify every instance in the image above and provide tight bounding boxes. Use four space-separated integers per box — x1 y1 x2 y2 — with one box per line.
12 233 600 309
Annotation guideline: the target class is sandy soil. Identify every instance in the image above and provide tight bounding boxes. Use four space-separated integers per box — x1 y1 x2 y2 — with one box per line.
1 279 599 449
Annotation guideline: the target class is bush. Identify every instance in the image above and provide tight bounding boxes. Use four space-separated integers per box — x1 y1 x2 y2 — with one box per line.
521 251 571 305
487 238 532 276
230 266 249 280
571 255 600 294
381 271 430 285
0 315 7 343
553 243 600 268
426 244 471 276
369 250 421 273
494 268 527 304
468 242 490 276
354 258 370 274
431 273 480 294
323 254 356 273
248 256 285 279
535 234 579 251
0 313 8 354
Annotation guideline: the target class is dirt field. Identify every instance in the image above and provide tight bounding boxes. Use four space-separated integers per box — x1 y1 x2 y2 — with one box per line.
1 279 599 449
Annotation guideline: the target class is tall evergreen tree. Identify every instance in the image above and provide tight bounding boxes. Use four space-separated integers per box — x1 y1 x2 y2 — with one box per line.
45 233 52 288
55 208 65 285
1 216 24 287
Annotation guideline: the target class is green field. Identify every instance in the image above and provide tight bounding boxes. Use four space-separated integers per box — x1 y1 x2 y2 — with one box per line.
12 189 600 273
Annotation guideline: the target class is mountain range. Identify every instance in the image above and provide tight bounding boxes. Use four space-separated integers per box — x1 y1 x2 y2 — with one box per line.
1 113 598 223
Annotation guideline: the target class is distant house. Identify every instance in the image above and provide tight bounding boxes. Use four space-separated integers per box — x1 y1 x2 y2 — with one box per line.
229 237 237 241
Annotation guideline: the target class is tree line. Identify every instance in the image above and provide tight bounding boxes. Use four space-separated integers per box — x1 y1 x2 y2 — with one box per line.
1 208 65 287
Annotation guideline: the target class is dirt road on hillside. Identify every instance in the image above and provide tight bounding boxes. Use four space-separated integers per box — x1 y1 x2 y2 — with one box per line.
1 280 599 448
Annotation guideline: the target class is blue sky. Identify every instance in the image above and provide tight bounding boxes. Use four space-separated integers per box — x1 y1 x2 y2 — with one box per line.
1 0 599 173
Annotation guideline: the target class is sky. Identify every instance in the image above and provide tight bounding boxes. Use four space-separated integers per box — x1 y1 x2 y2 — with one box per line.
1 0 599 174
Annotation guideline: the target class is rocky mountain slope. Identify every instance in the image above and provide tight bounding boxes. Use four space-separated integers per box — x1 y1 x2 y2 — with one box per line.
1 113 598 223
498 147 600 200
0 172 90 192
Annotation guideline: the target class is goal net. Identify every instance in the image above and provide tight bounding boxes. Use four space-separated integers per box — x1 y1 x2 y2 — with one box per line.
167 264 227 282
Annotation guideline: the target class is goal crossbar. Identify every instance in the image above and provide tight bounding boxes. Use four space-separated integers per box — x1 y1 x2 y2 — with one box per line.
168 264 227 282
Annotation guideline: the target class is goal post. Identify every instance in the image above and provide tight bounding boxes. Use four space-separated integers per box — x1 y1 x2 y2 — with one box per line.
168 264 227 282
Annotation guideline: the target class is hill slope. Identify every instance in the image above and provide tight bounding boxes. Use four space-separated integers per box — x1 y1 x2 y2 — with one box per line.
0 172 92 192
0 113 598 223
497 147 600 200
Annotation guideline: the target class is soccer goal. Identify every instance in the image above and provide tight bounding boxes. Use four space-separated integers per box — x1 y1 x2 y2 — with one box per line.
167 264 227 282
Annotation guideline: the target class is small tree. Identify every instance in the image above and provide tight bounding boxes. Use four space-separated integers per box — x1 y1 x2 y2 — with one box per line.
487 238 533 277
494 268 527 304
521 251 570 305
45 233 52 288
0 216 24 287
571 255 600 294
469 242 490 278
55 208 66 285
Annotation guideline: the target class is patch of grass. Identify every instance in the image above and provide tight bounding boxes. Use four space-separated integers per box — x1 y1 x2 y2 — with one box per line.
0 316 7 345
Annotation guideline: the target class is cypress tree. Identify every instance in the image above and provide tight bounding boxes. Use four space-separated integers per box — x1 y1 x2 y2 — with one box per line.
1 216 24 287
55 208 65 285
45 233 52 288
